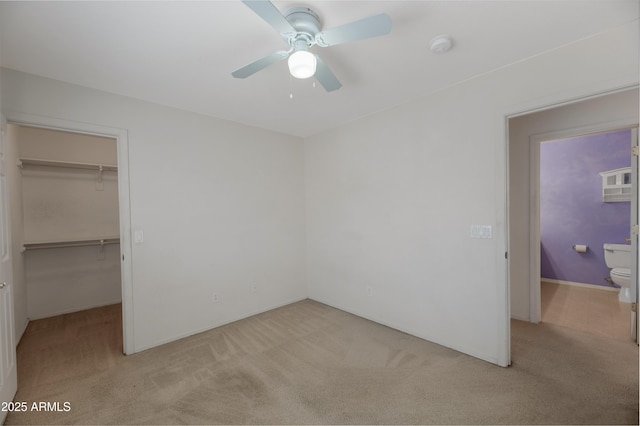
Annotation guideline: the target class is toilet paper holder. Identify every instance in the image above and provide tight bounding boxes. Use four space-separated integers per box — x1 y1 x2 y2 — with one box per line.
572 244 588 253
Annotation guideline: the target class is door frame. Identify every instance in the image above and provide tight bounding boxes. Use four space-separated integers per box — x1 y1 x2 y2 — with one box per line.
502 84 640 365
528 121 639 325
4 112 134 354
0 113 17 424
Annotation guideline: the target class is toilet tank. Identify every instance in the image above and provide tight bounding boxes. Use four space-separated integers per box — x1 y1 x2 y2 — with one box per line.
603 243 631 268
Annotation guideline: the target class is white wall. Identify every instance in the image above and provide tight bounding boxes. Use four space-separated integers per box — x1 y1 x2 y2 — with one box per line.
1 69 307 352
18 126 119 242
509 89 639 321
305 21 638 365
25 245 122 319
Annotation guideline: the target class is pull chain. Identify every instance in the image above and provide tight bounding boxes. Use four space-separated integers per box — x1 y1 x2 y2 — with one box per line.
289 74 294 99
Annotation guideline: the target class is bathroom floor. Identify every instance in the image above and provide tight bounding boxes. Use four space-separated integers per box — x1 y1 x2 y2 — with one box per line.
541 281 634 341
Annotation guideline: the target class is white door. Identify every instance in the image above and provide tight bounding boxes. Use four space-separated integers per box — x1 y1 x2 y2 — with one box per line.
0 115 17 424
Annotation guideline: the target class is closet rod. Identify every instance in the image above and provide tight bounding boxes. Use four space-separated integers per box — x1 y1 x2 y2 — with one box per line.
22 238 120 252
18 158 118 172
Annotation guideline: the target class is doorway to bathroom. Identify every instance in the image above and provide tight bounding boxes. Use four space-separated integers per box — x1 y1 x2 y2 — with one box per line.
507 87 639 344
537 129 635 340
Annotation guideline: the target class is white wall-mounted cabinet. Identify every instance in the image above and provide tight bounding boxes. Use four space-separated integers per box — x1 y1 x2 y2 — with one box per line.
600 167 632 202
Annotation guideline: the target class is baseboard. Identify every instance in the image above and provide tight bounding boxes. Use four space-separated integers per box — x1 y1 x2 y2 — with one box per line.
541 278 618 292
27 299 123 320
16 318 29 345
308 296 504 367
133 295 309 354
510 313 531 322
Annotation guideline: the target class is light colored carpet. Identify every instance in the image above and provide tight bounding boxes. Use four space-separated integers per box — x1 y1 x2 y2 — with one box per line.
6 299 639 425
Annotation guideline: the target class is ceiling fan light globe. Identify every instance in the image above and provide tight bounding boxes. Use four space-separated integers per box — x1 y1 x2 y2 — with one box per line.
288 50 317 79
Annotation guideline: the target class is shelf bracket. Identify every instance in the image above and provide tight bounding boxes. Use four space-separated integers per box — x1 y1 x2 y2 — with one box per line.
97 239 106 260
95 165 104 191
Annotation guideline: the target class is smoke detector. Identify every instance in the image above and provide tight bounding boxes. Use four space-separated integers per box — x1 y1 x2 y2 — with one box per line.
429 35 454 53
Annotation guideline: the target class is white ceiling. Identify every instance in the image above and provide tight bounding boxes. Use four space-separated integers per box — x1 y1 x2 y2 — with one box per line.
1 1 638 137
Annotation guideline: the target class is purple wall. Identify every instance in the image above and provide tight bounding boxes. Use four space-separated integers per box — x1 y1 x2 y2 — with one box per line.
540 129 631 287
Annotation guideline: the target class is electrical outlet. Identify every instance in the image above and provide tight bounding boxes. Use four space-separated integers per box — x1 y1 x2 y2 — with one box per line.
366 286 373 297
250 284 257 294
212 293 219 303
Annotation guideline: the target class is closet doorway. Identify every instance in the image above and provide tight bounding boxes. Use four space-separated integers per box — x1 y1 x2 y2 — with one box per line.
7 124 124 351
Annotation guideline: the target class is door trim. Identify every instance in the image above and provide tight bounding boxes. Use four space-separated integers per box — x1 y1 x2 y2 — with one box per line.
4 112 135 355
0 113 17 424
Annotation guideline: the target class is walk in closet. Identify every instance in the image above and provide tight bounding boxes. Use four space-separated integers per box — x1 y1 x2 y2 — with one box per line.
7 125 121 321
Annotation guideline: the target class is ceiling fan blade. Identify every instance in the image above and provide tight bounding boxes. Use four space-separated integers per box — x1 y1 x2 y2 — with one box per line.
232 50 289 79
314 55 342 92
242 0 296 34
316 13 392 47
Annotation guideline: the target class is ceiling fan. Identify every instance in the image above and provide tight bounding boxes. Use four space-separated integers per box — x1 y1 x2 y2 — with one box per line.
232 0 392 92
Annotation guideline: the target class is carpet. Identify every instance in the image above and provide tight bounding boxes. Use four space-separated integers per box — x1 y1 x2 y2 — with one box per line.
6 299 639 424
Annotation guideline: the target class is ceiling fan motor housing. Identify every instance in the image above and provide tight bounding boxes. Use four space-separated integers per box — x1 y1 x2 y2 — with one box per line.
284 7 321 46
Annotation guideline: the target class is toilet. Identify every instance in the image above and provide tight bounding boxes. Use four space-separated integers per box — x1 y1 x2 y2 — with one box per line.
603 243 632 303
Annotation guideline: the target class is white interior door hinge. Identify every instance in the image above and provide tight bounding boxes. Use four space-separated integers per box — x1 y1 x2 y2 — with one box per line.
632 224 639 236
632 303 637 313
633 145 639 157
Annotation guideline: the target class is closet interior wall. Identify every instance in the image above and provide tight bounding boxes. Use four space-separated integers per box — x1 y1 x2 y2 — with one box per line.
8 124 121 322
